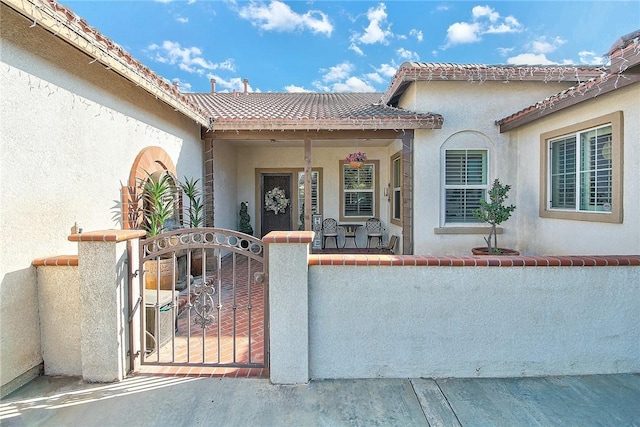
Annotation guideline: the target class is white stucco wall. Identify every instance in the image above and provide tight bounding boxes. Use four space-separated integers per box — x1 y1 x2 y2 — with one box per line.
1 6 203 393
308 263 640 379
400 80 576 255
513 85 640 255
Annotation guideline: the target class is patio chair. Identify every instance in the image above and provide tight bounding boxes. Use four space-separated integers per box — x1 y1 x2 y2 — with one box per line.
377 235 398 254
365 217 384 248
321 218 339 249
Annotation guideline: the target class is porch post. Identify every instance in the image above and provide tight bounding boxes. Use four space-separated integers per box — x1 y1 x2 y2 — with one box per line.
69 229 145 382
401 131 414 255
263 230 313 384
304 138 312 231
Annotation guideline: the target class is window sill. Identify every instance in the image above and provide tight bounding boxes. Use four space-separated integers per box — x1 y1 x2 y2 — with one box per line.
434 226 503 235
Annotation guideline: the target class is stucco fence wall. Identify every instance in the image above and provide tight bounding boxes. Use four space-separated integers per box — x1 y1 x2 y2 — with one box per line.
267 232 640 383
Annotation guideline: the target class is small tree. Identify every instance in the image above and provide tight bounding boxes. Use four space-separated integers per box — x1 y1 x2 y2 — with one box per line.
238 201 253 236
473 179 516 254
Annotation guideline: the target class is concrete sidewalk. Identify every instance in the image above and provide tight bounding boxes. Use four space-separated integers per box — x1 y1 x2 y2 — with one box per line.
1 374 639 426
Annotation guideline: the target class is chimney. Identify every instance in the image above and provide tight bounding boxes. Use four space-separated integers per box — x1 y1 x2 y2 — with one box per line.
243 78 249 94
210 78 216 93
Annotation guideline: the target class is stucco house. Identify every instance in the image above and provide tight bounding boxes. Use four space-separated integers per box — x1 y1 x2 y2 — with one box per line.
1 0 638 395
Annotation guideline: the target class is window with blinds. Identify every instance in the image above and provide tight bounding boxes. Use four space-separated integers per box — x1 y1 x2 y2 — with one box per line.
550 124 612 212
343 164 374 217
444 150 487 223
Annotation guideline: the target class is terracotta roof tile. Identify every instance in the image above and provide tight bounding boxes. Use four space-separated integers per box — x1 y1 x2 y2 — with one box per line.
186 92 443 131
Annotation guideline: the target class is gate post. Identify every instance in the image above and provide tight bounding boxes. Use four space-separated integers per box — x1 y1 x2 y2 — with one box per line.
264 231 314 384
69 229 145 382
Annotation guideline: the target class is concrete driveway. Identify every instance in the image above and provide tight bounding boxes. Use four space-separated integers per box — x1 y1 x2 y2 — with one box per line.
1 374 639 426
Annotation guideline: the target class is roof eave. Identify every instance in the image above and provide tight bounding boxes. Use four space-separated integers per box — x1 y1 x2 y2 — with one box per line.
3 0 210 127
208 117 443 132
497 74 640 133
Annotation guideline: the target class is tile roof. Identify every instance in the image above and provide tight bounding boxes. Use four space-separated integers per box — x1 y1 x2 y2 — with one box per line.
382 62 605 106
186 92 443 131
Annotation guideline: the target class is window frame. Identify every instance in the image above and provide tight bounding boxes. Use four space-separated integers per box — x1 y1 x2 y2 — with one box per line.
539 111 623 223
442 149 489 225
390 151 402 226
339 160 380 221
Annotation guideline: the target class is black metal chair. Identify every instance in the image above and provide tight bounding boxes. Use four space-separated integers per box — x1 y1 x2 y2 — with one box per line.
365 218 384 248
321 218 339 249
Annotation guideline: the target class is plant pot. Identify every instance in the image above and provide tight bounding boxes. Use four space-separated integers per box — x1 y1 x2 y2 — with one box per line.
144 258 179 290
472 247 520 256
190 250 203 277
349 161 363 169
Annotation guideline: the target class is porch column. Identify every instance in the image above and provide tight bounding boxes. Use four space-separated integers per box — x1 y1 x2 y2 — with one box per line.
401 131 414 255
263 230 314 384
69 229 145 382
304 138 312 230
203 137 215 227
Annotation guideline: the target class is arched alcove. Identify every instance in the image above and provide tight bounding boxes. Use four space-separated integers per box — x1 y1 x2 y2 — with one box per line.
122 147 178 230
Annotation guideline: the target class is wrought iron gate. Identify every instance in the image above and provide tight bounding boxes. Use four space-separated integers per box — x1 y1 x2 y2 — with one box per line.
135 228 268 371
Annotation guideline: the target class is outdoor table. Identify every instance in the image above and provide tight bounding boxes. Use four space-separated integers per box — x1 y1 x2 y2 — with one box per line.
339 224 362 248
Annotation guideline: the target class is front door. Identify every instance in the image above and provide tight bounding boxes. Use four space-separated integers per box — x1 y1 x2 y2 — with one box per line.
261 174 293 237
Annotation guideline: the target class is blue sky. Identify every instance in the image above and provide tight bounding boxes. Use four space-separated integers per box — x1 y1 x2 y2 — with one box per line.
64 1 640 93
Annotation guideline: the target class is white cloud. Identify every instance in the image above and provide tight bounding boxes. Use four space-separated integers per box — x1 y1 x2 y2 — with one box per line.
397 47 419 62
148 41 235 75
531 36 566 54
446 22 481 45
377 62 399 78
238 1 333 36
321 61 354 82
409 29 423 42
472 5 499 22
357 3 393 45
579 50 604 65
444 6 522 48
365 72 385 84
176 16 188 24
507 53 555 65
349 43 365 56
332 76 376 92
497 47 515 56
284 85 311 93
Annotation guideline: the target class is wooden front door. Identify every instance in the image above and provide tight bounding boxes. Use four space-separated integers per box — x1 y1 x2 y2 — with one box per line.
261 174 293 237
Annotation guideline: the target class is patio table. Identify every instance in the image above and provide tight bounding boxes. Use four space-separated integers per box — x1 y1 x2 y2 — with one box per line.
339 224 362 248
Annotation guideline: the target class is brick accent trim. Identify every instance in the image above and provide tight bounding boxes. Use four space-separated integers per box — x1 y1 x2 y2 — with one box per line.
32 255 79 267
68 230 146 242
308 254 640 267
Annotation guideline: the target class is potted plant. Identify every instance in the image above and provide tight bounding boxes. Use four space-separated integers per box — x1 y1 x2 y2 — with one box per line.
180 177 204 275
140 170 179 289
472 179 518 256
344 151 367 169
